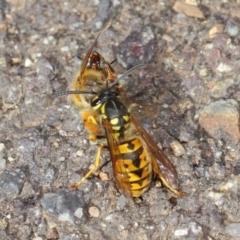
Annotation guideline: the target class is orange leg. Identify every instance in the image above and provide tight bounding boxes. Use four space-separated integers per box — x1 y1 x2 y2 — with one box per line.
70 145 106 190
80 109 102 140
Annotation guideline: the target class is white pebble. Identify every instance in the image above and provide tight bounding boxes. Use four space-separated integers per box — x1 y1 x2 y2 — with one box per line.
170 140 185 157
88 206 100 218
24 58 33 67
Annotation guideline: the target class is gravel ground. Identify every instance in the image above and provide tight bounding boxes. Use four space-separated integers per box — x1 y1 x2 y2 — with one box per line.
0 0 240 239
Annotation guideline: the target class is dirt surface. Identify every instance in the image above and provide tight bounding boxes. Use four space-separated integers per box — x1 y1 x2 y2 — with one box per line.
1 0 240 239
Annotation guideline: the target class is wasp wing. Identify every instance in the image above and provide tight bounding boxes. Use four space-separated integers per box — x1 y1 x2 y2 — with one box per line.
79 21 112 80
79 31 102 80
131 115 185 197
102 119 133 199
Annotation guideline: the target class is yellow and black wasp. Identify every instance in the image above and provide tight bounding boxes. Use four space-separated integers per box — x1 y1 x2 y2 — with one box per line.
56 64 185 198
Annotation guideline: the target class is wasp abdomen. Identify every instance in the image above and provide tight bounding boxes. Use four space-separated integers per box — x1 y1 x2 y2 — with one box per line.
115 138 152 197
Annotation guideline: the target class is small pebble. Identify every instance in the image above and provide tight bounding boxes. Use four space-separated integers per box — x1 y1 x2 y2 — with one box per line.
61 46 70 52
76 150 84 157
216 62 232 72
0 158 6 170
59 130 67 137
0 143 5 152
53 142 59 148
74 208 84 219
226 20 239 37
198 67 208 77
170 140 185 157
7 156 15 162
99 172 109 181
88 206 100 218
24 58 33 67
174 221 203 237
11 57 21 64
208 24 224 38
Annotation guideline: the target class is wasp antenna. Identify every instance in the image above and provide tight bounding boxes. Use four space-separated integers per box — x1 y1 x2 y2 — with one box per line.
109 64 146 89
53 90 97 98
110 58 117 65
94 19 112 41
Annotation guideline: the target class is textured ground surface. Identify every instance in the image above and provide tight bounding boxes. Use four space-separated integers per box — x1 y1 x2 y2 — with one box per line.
0 0 240 239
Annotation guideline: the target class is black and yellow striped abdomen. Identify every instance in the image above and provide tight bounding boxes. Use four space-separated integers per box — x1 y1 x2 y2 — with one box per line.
114 137 152 197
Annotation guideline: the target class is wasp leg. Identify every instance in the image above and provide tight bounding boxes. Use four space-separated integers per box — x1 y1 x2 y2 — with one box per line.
80 109 103 141
70 145 106 190
152 157 185 197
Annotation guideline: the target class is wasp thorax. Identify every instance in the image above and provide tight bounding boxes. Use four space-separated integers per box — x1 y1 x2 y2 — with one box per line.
91 90 118 109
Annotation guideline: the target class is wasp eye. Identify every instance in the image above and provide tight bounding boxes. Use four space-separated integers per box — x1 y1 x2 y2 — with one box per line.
91 96 101 108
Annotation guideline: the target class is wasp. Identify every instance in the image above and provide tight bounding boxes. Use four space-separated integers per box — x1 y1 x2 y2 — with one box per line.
56 64 185 198
70 23 117 140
